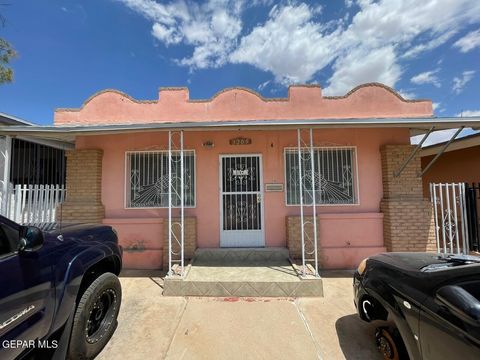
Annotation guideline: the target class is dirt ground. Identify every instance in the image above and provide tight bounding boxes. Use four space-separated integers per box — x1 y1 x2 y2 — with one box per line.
97 271 382 360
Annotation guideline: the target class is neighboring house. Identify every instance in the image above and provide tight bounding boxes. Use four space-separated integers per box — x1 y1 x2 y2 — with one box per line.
421 132 480 195
0 112 69 223
1 83 479 271
420 132 480 253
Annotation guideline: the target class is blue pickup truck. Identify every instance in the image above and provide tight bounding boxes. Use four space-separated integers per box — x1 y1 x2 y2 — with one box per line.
0 215 122 360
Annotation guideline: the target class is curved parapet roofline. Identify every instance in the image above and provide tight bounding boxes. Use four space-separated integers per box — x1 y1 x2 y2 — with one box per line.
195 84 323 103
56 82 428 114
55 89 156 112
55 82 431 117
192 86 287 103
324 82 429 103
56 85 317 112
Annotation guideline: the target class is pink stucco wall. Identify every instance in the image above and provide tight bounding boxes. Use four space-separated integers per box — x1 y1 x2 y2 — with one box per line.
421 145 480 196
78 128 409 269
58 83 431 269
103 217 164 270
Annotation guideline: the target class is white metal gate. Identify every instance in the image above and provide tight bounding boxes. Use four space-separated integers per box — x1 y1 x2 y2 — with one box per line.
430 182 469 254
220 154 264 247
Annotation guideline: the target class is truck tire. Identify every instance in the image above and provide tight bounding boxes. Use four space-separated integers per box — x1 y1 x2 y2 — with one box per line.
68 272 122 360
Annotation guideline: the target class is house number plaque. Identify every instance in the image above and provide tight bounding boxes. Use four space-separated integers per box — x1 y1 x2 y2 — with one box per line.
229 137 252 145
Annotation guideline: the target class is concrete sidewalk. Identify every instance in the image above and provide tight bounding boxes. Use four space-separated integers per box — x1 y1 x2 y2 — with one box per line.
97 272 381 360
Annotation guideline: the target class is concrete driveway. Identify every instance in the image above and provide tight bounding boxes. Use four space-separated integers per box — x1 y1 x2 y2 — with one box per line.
97 271 381 360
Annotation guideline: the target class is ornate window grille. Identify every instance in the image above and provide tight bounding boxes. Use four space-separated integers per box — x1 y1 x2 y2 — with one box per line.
125 150 195 208
285 147 357 206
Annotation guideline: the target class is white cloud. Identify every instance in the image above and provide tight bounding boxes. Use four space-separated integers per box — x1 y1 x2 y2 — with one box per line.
230 4 341 84
453 28 480 52
432 102 440 110
410 69 441 87
257 80 271 91
452 70 475 94
457 110 480 117
403 30 457 58
250 0 274 6
324 46 401 95
313 0 480 95
323 0 480 94
119 0 480 93
398 89 417 100
119 0 242 68
151 23 182 45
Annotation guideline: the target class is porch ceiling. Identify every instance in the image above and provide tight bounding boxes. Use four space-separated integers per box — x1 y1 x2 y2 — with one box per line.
1 116 479 142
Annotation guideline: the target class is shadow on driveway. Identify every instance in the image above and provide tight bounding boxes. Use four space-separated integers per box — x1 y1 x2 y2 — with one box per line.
335 314 383 360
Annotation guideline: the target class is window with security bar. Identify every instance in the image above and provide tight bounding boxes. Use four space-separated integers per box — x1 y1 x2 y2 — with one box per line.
125 151 195 208
284 147 357 205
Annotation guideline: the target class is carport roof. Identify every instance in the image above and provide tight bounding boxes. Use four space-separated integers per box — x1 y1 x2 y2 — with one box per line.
0 112 36 126
0 116 480 144
420 131 480 157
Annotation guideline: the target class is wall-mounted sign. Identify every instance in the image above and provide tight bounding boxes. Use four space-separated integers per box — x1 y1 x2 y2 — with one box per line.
229 137 252 145
265 183 284 192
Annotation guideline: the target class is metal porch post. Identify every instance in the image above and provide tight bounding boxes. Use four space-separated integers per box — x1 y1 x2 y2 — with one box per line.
168 131 172 276
168 130 185 277
297 129 306 275
180 130 184 276
309 129 319 276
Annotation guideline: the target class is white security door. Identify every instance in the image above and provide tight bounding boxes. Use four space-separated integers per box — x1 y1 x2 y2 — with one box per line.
220 155 264 247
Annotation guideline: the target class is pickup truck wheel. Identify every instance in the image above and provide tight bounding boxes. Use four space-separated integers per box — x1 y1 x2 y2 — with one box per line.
68 272 122 360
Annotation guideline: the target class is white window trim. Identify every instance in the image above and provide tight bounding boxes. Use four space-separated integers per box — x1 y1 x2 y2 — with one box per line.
124 149 197 209
283 146 360 207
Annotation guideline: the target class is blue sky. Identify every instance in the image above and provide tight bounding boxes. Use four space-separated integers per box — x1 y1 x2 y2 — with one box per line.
0 0 479 144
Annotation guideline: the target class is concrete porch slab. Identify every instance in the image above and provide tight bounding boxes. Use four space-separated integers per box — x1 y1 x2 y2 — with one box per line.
163 248 323 297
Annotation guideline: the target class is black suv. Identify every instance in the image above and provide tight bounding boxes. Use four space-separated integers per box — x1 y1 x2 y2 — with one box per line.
354 252 480 360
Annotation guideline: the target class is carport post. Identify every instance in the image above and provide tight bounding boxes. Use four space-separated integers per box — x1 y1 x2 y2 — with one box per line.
394 126 434 178
419 126 464 177
1 135 11 216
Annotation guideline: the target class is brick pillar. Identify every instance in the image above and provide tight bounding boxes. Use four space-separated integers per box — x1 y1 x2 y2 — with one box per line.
56 149 105 223
380 145 436 252
163 217 197 270
286 216 320 262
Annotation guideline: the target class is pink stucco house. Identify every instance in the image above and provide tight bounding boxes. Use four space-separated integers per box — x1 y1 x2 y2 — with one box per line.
9 82 474 272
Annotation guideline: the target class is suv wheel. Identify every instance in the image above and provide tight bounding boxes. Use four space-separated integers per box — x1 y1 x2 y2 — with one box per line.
375 327 406 360
68 272 122 360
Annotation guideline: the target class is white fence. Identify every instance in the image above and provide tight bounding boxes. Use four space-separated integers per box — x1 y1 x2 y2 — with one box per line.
430 182 469 254
0 184 66 224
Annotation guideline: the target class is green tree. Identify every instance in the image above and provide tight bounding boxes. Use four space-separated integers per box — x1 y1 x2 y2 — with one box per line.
0 7 16 84
0 38 16 83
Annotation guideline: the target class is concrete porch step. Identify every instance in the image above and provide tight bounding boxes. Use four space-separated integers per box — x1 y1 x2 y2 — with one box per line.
193 247 290 264
163 248 323 297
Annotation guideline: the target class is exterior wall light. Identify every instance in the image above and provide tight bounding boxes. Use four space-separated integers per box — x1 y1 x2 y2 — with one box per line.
202 140 214 148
